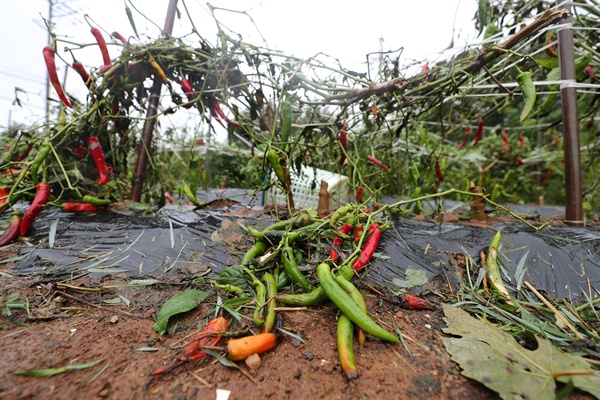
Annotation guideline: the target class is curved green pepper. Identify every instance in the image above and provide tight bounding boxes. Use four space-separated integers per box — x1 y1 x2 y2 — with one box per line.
276 264 354 306
279 100 292 152
241 241 268 265
335 274 367 344
316 263 398 343
82 195 111 207
282 245 312 292
30 142 52 185
262 272 277 333
267 149 286 186
182 184 204 208
244 268 266 328
337 314 358 379
516 66 536 122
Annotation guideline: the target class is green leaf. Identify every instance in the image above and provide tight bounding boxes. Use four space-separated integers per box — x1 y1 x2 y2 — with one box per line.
221 296 252 321
441 304 600 399
153 289 210 335
392 266 428 289
218 265 249 290
203 349 238 368
535 58 559 69
48 218 59 249
12 358 104 377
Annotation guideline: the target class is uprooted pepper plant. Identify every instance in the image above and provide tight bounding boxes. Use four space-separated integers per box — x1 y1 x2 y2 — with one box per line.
1 1 600 399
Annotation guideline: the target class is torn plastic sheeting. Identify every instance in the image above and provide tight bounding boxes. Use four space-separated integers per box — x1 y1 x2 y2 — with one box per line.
369 219 600 300
12 207 239 279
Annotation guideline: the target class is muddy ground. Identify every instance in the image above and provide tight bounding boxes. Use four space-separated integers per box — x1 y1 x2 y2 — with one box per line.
0 204 598 400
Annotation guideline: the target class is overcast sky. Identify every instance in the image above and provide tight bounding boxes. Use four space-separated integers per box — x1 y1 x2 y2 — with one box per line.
0 0 478 131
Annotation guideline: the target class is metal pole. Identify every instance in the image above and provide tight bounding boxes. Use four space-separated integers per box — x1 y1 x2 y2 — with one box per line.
556 1 583 226
130 0 179 202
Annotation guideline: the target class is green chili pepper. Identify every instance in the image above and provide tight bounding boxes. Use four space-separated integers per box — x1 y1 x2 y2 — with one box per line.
241 241 268 265
182 183 204 207
262 272 277 333
316 263 398 343
486 231 512 302
516 66 536 122
276 264 354 306
335 275 367 344
30 142 51 185
282 245 312 292
279 100 292 152
244 268 266 328
82 195 111 207
215 283 245 295
267 149 286 186
329 204 354 228
274 267 290 289
337 314 358 379
125 3 139 38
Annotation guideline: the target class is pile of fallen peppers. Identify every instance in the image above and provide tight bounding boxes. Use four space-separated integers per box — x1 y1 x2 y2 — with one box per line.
151 200 440 379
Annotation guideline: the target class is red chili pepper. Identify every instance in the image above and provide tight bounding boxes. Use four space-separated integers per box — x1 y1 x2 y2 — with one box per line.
87 136 109 185
458 141 466 149
465 127 471 135
0 187 9 212
367 155 387 172
74 145 86 157
62 202 100 213
501 131 509 148
151 317 228 375
584 66 596 81
180 78 195 109
20 182 51 236
43 46 72 108
210 98 241 128
546 33 558 58
355 186 364 203
421 64 429 83
165 193 174 203
541 168 552 184
472 119 484 147
519 135 525 148
330 222 353 262
516 157 524 166
353 223 381 272
0 212 22 247
2 169 22 176
353 225 364 242
14 144 33 162
111 31 127 45
72 62 95 90
435 160 444 182
397 294 432 310
338 122 348 166
91 27 111 69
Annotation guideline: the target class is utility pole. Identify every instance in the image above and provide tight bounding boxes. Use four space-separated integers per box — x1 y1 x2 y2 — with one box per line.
556 0 583 226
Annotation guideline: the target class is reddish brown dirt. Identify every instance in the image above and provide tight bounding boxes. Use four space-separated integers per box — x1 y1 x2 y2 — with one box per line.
0 267 496 400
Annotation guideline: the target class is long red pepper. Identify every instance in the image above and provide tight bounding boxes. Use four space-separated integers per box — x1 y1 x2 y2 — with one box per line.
210 99 241 128
397 294 432 310
87 136 109 185
91 27 111 70
0 212 22 247
519 135 525 148
20 182 51 236
435 160 444 182
472 119 484 147
180 78 195 108
355 186 364 203
72 62 95 90
43 46 72 108
111 31 127 45
15 144 33 162
61 202 100 213
501 131 509 148
338 122 348 166
0 187 9 212
367 155 387 172
330 222 353 261
353 223 381 272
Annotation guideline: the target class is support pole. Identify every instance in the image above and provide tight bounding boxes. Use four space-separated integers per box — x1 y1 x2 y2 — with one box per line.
130 0 178 202
556 1 583 226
